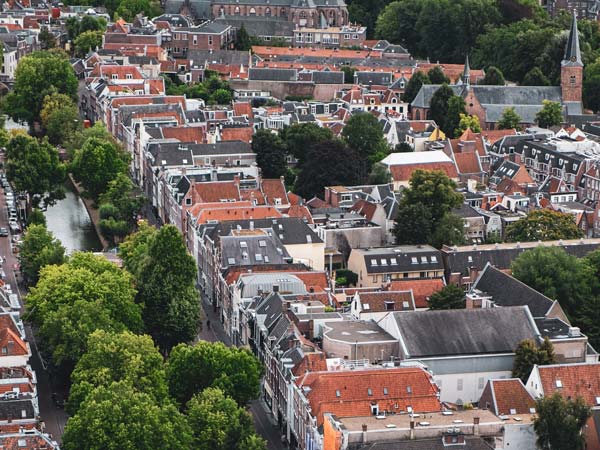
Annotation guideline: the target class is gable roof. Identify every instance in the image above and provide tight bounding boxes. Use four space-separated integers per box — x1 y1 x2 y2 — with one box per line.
394 306 538 358
481 378 536 416
471 264 555 318
356 291 415 312
388 279 445 308
535 362 600 406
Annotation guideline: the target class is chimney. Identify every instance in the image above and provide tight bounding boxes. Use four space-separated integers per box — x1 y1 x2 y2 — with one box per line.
273 284 279 292
362 424 368 444
409 420 415 440
473 417 480 436
249 220 254 230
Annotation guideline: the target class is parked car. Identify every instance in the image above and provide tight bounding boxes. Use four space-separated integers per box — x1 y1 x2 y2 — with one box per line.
0 228 7 237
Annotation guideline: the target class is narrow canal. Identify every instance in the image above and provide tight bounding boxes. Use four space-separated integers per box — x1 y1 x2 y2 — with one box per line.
44 181 102 253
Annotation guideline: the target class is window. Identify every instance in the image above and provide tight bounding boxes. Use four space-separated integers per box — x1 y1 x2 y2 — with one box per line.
259 240 267 247
343 33 350 39
380 258 387 266
240 241 248 248
111 73 118 79
509 408 517 415
371 259 378 266
185 198 192 206
384 301 395 311
265 7 271 15
368 388 372 396
228 257 236 265
457 379 463 391
249 7 256 14
570 75 576 86
352 34 358 39
430 256 438 263
336 390 341 397
555 379 563 388
402 301 410 309
193 35 198 45
372 275 378 283
255 254 263 261
208 35 213 45
390 258 397 265
406 386 412 393
420 256 427 263
126 73 133 80
411 257 418 264
383 387 388 395
234 6 240 14
1 347 6 354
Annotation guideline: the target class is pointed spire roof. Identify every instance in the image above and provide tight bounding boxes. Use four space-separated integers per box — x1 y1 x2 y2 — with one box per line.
462 55 470 85
563 14 583 67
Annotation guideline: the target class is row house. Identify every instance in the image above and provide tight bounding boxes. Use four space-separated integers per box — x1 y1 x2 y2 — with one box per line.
338 86 407 117
164 22 234 58
0 30 39 80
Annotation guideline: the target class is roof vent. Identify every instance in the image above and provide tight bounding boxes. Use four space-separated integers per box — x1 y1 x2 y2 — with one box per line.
568 327 581 337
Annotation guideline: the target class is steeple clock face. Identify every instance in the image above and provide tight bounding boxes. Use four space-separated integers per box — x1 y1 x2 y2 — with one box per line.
571 56 577 62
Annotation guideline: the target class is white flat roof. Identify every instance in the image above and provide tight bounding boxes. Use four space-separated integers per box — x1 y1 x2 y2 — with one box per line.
381 150 453 166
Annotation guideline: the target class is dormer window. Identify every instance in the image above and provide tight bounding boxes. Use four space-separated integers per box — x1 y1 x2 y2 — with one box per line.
126 73 133 80
111 74 118 79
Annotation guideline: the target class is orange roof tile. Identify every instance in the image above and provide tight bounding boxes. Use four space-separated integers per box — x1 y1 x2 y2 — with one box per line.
298 368 442 425
356 291 415 311
194 205 281 224
292 352 327 377
261 179 288 205
221 127 253 143
291 272 329 293
453 152 482 174
161 126 204 143
537 363 600 406
481 129 517 145
390 163 458 182
349 199 377 222
484 379 536 415
388 279 445 308
233 102 253 119
286 205 313 224
193 181 240 203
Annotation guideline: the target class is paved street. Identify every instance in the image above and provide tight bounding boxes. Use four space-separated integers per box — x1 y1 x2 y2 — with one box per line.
199 296 286 450
0 175 68 442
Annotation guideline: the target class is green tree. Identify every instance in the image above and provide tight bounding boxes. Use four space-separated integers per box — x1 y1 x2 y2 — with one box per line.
116 0 160 22
38 26 56 49
431 212 466 248
25 253 142 370
512 338 557 382
4 50 78 126
427 284 465 310
294 139 361 199
210 88 233 105
136 225 200 354
186 387 266 450
341 66 357 84
511 246 595 320
480 66 505 85
455 113 482 137
394 202 433 245
395 142 413 152
5 135 66 205
19 224 65 286
522 66 551 86
166 341 263 407
443 95 466 136
79 14 107 34
342 112 389 175
498 107 522 130
427 66 450 84
280 123 332 165
348 0 389 39
536 100 563 128
583 59 600 113
534 393 591 450
119 221 157 279
71 137 129 200
402 71 429 104
98 173 143 244
429 84 454 130
252 129 287 178
62 382 192 450
40 93 81 145
367 163 391 184
74 30 103 57
505 209 582 242
234 25 253 51
26 208 46 227
68 330 168 415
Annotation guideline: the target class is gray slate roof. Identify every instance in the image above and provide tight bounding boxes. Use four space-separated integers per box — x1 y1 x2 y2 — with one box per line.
249 67 297 82
354 437 495 450
471 264 554 318
208 217 323 245
394 306 538 358
221 234 290 268
215 16 295 37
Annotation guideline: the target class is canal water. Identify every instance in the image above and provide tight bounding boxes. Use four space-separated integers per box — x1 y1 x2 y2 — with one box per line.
44 182 102 253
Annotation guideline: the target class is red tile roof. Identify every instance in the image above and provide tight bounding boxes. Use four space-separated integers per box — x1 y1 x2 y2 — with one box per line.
193 205 281 224
221 127 253 143
356 291 415 312
292 352 327 377
350 199 378 222
286 205 313 224
537 363 600 406
192 181 240 203
262 179 289 206
288 192 303 206
484 379 536 415
291 271 330 293
390 163 459 182
0 315 28 357
388 279 445 308
161 126 204 143
481 129 517 145
233 102 254 119
297 367 442 425
453 151 482 174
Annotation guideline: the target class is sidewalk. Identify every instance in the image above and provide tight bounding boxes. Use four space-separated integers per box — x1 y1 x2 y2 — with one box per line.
197 294 232 346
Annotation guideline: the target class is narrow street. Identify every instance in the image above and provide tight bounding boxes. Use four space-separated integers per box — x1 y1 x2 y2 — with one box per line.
0 177 68 442
199 295 286 450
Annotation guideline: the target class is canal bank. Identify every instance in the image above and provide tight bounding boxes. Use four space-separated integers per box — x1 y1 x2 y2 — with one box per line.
45 178 104 253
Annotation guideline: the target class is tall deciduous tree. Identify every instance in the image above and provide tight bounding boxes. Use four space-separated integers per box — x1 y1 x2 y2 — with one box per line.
427 284 465 310
26 253 142 370
19 224 65 286
427 66 450 84
71 137 129 200
394 203 433 245
4 50 78 126
166 341 263 407
342 112 389 175
73 30 103 57
68 330 168 415
534 393 591 450
512 338 557 382
505 209 582 242
522 67 551 86
443 95 466 136
536 100 563 128
186 387 266 450
402 71 429 104
280 123 332 165
252 129 287 178
40 93 81 145
116 0 160 21
429 84 454 130
119 221 157 279
498 107 522 130
62 382 192 450
480 66 505 85
5 134 66 205
455 113 482 136
294 139 361 199
136 225 200 354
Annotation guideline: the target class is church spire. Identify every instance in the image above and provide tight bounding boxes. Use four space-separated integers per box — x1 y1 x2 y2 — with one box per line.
462 54 470 86
563 13 583 67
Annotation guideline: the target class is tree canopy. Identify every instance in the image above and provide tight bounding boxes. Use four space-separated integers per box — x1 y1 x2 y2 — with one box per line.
402 71 429 103
40 93 82 145
135 225 200 354
166 341 263 407
427 66 450 84
62 382 192 450
505 209 583 242
429 84 454 130
480 66 506 85
512 338 556 382
68 330 168 415
19 224 65 286
26 253 142 370
427 284 465 310
534 393 591 450
252 129 287 179
4 50 78 126
341 112 389 176
280 122 333 166
74 30 103 57
498 107 522 130
536 100 564 128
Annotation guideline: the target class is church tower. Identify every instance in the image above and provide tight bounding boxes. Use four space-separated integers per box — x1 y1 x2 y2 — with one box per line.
462 55 470 86
561 14 583 103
